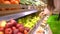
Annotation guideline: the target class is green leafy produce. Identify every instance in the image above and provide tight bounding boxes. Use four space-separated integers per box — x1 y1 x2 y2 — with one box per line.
20 0 45 6
47 14 60 34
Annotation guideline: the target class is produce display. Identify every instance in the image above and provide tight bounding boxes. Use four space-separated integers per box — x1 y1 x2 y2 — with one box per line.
33 15 49 34
0 0 20 4
18 13 40 29
36 27 44 34
20 0 45 6
0 19 30 34
0 0 48 34
47 14 60 34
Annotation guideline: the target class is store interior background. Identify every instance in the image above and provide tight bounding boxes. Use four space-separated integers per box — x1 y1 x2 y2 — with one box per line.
0 0 60 34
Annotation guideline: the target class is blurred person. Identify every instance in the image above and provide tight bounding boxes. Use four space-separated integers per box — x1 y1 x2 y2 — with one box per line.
39 0 54 17
40 0 60 20
54 0 60 20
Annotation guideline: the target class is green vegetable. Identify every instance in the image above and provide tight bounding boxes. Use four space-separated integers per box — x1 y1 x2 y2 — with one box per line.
20 0 45 6
47 14 60 34
18 13 40 29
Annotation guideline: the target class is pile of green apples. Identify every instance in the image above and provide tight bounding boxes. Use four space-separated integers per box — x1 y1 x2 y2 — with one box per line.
18 13 40 29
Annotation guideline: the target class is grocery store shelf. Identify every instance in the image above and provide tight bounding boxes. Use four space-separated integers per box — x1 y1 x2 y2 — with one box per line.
29 16 46 34
29 15 49 34
0 9 37 21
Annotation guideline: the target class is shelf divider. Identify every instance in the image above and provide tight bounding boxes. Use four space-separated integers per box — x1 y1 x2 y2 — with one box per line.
0 9 37 21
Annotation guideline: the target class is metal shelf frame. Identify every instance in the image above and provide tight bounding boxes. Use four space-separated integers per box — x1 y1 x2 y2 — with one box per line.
0 9 37 21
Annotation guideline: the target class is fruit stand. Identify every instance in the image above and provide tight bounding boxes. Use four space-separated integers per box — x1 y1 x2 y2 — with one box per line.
0 0 52 34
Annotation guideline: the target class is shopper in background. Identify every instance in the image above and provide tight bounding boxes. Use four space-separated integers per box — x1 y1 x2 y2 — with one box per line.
47 0 60 20
54 0 60 20
39 0 54 17
40 0 60 20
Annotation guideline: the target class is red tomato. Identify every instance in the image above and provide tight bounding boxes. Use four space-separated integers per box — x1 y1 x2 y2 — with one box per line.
3 1 11 4
11 0 19 4
10 0 20 2
15 0 20 2
10 0 15 1
5 0 10 1
0 0 4 3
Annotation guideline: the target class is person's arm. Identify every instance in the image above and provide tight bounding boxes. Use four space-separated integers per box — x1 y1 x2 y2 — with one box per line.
39 0 55 17
47 0 55 10
39 7 50 18
54 0 60 20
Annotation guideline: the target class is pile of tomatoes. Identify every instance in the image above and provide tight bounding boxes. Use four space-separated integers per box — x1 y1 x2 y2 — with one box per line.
0 0 20 4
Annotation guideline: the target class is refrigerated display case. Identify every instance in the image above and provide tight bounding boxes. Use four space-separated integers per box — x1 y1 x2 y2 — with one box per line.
0 0 52 34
